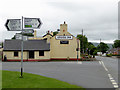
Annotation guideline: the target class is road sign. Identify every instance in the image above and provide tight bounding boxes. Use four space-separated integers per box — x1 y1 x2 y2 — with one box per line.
23 29 34 34
5 19 21 31
56 36 73 40
15 33 22 39
15 33 28 41
23 18 41 29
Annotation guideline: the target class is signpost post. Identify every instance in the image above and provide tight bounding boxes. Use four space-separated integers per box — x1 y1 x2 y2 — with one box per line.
21 16 23 78
5 17 42 77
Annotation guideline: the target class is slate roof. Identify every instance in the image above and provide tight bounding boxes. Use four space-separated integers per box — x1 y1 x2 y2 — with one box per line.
3 39 50 51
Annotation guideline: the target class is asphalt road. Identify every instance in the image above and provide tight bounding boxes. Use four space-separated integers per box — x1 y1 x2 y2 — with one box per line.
2 57 119 89
96 56 118 84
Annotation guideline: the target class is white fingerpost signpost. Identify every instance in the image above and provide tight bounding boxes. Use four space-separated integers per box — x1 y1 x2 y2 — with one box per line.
5 16 42 77
5 19 21 31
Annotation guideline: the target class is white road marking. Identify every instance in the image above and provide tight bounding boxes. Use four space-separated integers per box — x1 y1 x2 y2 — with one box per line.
101 61 109 72
109 78 114 80
77 61 82 64
113 85 119 88
108 74 112 78
99 61 101 64
107 73 119 88
100 61 118 89
65 61 82 64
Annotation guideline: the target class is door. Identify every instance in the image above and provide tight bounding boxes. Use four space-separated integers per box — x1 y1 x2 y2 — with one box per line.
29 51 34 59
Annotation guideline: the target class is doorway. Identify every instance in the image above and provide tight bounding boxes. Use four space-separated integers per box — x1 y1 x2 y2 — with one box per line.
29 51 34 59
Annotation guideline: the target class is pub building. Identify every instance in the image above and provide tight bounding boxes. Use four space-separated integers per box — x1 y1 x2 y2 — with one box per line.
3 22 81 61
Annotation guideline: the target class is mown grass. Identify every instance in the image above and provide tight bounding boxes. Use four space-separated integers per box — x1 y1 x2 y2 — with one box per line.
0 70 2 89
2 70 85 89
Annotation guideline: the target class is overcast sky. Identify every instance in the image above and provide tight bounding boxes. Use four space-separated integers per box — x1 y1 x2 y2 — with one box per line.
0 0 119 43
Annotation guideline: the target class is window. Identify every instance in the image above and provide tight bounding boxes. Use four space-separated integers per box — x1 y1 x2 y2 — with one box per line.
39 51 44 56
14 51 18 57
60 41 69 44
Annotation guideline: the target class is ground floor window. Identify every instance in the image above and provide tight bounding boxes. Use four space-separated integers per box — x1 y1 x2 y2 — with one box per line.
29 51 34 58
60 41 69 44
14 51 18 57
39 51 44 56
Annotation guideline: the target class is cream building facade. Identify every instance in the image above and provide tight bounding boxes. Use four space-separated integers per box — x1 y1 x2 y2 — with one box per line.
3 22 81 61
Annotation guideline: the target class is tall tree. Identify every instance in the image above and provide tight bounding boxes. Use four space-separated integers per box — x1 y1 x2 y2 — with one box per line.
97 42 109 54
88 42 97 55
77 34 88 54
113 40 120 48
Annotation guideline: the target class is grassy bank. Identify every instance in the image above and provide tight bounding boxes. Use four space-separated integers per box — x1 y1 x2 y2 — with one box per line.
0 70 1 89
2 70 85 89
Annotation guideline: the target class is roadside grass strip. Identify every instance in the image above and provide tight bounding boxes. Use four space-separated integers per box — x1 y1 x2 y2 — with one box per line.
0 70 2 90
2 70 85 89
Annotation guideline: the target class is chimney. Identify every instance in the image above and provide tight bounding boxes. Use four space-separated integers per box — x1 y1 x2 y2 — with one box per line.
60 21 67 33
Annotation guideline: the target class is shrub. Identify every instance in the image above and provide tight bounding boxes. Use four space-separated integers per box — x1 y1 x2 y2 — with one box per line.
106 54 112 57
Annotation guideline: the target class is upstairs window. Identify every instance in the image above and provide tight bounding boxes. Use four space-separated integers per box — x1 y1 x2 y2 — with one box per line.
39 51 44 56
14 51 18 57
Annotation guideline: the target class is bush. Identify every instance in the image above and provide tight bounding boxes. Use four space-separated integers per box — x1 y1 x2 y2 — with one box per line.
88 55 92 58
112 54 120 56
106 54 112 57
93 50 97 55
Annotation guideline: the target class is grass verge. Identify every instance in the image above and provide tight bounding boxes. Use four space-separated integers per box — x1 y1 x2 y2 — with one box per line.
2 70 85 89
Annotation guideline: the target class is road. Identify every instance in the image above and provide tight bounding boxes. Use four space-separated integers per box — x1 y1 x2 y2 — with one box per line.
2 56 119 89
96 56 118 84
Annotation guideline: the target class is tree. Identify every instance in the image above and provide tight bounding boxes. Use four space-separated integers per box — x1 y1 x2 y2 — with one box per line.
77 34 88 54
97 42 109 54
113 40 120 48
53 31 58 36
0 42 3 48
88 42 97 55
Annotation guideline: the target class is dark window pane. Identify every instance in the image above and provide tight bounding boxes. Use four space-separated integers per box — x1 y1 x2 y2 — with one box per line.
14 51 18 57
60 41 69 44
39 51 44 56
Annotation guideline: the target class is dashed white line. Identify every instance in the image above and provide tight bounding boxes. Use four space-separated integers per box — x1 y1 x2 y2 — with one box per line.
100 61 118 89
113 85 119 88
99 61 101 65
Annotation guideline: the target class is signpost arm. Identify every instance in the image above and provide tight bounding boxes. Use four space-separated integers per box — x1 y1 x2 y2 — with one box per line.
21 16 24 77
